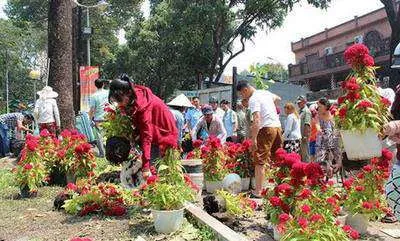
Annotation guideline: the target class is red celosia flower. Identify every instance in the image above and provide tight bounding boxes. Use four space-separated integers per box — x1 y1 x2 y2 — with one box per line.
338 107 347 119
357 172 364 179
349 230 360 239
66 183 77 192
275 183 292 196
338 96 345 105
261 188 268 197
362 165 373 172
382 148 393 161
345 92 361 102
40 129 51 138
310 214 323 222
381 97 391 107
304 162 324 181
344 77 360 91
326 197 337 206
26 139 39 152
57 149 66 159
297 217 308 229
269 196 282 207
362 201 374 210
146 175 158 185
105 205 126 216
298 188 312 199
362 54 374 67
342 225 352 232
343 178 354 190
290 162 306 180
24 163 33 170
356 100 373 110
344 43 373 68
283 153 301 167
279 213 290 224
300 204 311 214
192 140 203 148
355 186 365 192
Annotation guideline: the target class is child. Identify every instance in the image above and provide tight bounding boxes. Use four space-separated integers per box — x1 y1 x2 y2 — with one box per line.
384 121 400 221
105 136 144 189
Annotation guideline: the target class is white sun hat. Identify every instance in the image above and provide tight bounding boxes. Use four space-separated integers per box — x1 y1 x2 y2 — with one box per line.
37 86 58 99
167 94 194 108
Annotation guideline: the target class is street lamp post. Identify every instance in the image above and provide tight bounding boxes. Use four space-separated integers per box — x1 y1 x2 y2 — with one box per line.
73 0 108 66
29 70 41 103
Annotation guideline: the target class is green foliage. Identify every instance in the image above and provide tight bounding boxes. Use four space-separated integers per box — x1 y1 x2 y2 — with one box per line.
142 148 196 210
0 169 16 191
216 190 255 217
248 63 288 90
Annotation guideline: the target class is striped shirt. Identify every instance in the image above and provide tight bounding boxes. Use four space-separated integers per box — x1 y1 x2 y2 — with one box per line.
0 113 24 130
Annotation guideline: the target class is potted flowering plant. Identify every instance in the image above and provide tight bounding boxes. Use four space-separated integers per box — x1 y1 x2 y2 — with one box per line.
201 137 229 193
229 140 253 191
14 134 49 197
58 130 96 181
102 104 135 140
343 149 392 234
215 190 257 217
335 43 390 160
264 148 352 240
141 148 197 234
62 180 127 217
182 139 204 191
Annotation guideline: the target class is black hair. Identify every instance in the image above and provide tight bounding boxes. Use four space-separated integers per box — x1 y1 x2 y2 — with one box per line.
236 81 251 91
106 136 131 165
192 96 199 101
220 99 229 105
108 74 136 103
94 79 106 89
23 113 34 122
318 97 331 110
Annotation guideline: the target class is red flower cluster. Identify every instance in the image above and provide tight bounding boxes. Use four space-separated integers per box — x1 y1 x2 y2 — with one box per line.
344 43 374 69
342 225 360 239
342 77 360 91
356 100 373 110
70 237 93 241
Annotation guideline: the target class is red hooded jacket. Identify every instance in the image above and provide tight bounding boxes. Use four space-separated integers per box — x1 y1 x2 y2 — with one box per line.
129 84 178 170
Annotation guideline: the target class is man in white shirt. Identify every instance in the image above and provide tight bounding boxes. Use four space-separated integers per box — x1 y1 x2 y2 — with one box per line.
237 81 283 197
209 97 224 121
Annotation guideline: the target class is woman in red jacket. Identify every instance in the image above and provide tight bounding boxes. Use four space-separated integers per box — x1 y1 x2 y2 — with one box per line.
108 75 178 177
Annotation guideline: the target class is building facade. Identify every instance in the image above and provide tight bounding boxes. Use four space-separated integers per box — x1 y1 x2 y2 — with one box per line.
288 6 394 95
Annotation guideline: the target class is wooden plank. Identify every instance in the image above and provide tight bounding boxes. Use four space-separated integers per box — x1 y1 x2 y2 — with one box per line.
185 202 249 241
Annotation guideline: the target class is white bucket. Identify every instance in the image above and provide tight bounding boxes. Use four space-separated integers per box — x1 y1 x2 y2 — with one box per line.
187 173 204 190
341 128 382 160
152 208 184 234
345 213 369 234
205 180 223 193
241 177 250 191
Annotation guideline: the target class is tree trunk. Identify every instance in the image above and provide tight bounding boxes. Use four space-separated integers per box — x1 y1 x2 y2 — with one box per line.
48 0 75 129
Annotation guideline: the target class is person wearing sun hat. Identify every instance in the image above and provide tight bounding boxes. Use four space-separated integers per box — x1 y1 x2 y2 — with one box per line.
33 86 60 135
191 105 227 143
167 94 193 143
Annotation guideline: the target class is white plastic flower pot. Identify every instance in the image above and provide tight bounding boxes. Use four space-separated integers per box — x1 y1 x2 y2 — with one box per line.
205 180 223 193
273 225 281 240
251 177 256 190
341 128 382 160
152 208 184 234
222 173 242 194
345 213 369 234
182 159 203 173
187 173 204 190
241 177 250 191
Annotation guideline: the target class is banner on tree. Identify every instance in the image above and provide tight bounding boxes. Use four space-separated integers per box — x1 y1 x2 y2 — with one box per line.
80 66 100 112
